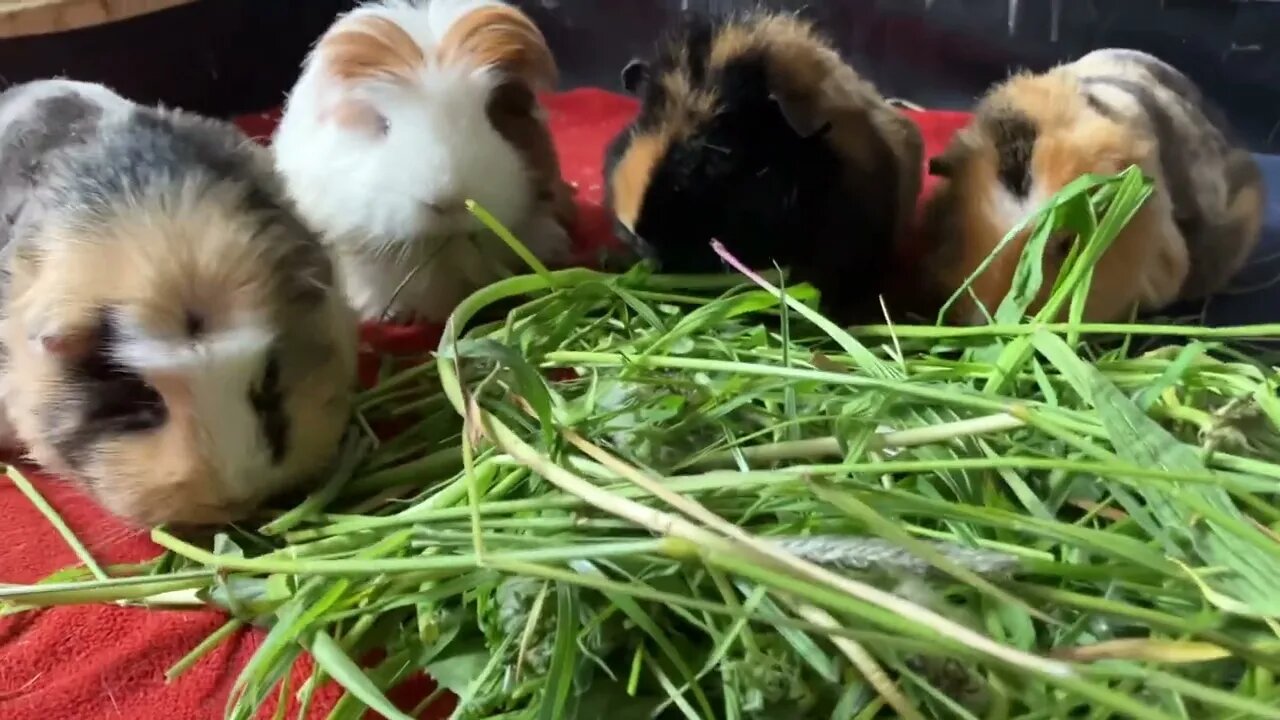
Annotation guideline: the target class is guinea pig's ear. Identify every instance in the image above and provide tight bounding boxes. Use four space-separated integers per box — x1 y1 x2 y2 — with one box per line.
37 329 96 362
621 59 650 95
439 3 558 91
310 13 418 137
24 302 100 362
770 92 831 141
928 140 970 178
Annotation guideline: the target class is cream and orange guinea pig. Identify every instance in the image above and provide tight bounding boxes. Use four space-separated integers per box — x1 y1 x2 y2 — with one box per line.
603 10 923 322
0 79 358 527
272 0 576 324
921 48 1264 324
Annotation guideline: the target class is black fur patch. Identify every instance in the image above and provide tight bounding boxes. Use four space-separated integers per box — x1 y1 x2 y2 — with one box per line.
604 12 900 320
249 353 289 465
51 311 167 471
985 110 1037 197
680 12 714 88
1105 49 1204 108
1083 89 1118 119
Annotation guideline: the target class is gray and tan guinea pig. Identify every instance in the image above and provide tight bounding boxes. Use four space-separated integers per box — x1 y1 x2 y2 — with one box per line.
0 79 358 527
922 48 1264 324
603 10 923 322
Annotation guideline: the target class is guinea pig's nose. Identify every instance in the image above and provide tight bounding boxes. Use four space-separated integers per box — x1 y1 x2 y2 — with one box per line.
424 197 467 216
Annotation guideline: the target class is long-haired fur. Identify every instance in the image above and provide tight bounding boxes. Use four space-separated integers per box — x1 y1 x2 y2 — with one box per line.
603 9 923 322
921 48 1263 323
273 0 574 323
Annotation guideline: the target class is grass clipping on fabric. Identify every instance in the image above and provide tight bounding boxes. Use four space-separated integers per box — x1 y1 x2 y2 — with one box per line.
6 165 1280 719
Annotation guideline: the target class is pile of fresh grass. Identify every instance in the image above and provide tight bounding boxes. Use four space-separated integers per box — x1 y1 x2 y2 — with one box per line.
5 166 1280 720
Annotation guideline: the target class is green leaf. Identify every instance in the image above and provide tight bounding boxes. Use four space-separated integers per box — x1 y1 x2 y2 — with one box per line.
309 630 415 720
538 583 580 720
447 337 556 447
1032 329 1280 617
421 634 492 694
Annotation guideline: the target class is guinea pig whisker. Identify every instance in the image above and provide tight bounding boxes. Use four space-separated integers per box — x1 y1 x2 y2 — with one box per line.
376 232 467 321
704 143 732 155
380 261 425 323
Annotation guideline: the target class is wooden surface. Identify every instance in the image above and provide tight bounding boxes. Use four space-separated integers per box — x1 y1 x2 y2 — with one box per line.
0 0 196 38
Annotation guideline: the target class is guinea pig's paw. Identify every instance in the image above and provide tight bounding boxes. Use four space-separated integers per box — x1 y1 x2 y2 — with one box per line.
379 309 422 326
1153 232 1191 283
1136 242 1190 309
518 213 575 267
0 406 20 452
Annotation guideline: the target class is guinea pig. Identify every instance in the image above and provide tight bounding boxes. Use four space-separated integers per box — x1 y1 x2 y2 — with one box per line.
603 10 923 322
921 48 1264 324
272 0 576 324
0 79 358 527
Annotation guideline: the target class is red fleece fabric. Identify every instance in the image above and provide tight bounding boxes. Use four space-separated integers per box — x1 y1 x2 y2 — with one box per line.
0 89 971 719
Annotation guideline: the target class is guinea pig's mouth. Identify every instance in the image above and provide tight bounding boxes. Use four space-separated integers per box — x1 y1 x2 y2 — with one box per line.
419 200 480 235
610 223 661 270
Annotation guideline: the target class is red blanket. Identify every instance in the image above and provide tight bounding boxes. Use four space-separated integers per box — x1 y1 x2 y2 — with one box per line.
0 89 971 719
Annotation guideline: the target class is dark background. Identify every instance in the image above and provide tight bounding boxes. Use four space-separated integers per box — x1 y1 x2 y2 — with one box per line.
2 0 1279 152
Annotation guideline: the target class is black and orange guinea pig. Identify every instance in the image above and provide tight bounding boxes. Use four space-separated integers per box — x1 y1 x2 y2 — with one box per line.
0 79 358 527
921 48 1264 324
603 10 924 322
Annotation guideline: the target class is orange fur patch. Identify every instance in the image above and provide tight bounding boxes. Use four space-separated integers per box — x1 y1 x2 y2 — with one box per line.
707 12 827 90
607 51 720 230
923 69 1172 323
438 4 557 90
319 14 426 84
609 132 666 232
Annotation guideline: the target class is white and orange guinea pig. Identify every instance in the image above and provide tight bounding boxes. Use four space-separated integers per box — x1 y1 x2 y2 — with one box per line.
0 79 358 527
922 48 1264 324
272 0 576 324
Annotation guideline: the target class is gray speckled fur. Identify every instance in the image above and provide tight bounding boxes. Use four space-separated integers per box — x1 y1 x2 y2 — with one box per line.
0 86 103 274
0 79 333 313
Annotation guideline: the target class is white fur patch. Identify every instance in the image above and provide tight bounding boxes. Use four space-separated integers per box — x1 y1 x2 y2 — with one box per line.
112 318 277 500
273 0 535 248
272 0 565 320
986 183 1045 231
